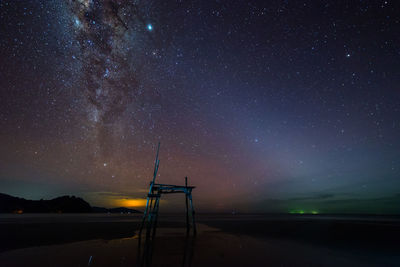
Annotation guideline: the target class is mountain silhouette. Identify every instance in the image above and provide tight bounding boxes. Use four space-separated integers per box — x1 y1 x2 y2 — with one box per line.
0 193 141 214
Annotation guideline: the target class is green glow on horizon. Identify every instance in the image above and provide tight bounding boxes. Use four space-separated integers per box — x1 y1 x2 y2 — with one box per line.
289 210 319 215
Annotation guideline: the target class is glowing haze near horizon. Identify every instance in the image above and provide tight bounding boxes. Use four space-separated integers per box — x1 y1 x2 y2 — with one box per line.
1 0 399 214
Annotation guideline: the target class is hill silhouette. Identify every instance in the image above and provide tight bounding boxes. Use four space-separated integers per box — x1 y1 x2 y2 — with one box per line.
0 193 141 214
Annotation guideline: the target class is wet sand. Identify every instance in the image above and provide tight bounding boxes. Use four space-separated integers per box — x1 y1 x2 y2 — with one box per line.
1 214 399 266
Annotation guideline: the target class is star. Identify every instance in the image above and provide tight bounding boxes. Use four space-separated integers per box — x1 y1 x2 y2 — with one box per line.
1 0 399 215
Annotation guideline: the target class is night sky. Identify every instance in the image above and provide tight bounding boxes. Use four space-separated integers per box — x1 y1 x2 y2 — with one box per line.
1 0 399 214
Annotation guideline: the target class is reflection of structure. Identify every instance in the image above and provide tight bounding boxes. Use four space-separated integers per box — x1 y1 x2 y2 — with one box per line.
139 143 197 238
137 230 196 267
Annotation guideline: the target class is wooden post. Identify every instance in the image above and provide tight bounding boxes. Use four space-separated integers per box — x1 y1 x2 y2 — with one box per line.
140 142 160 235
145 197 154 241
188 193 196 235
185 177 190 233
151 196 160 239
139 198 149 234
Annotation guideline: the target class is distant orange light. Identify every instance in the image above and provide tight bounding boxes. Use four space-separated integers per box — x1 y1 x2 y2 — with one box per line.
113 198 147 208
14 210 23 214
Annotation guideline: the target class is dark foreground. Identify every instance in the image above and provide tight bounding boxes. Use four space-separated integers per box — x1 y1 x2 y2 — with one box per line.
1 214 399 266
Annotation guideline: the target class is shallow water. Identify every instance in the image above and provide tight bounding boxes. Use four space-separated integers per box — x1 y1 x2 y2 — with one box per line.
0 223 392 267
1 214 400 266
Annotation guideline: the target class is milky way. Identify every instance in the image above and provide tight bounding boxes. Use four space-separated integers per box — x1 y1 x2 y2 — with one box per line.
66 0 153 157
0 0 399 213
69 0 136 124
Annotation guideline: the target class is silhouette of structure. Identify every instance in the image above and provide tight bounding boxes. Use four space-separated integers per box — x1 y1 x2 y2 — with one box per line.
139 143 197 240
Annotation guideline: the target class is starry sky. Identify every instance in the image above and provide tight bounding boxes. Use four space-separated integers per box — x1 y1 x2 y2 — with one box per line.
1 0 399 214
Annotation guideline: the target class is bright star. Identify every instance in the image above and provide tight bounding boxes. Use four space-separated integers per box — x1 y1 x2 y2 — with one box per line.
147 24 153 31
74 17 81 28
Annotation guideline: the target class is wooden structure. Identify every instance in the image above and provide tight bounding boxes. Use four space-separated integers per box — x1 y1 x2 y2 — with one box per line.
139 143 196 240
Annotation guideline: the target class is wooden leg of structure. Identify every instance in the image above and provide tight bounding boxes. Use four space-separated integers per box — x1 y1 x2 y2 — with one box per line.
188 193 196 235
185 193 190 233
145 198 153 241
139 197 151 234
151 197 160 239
